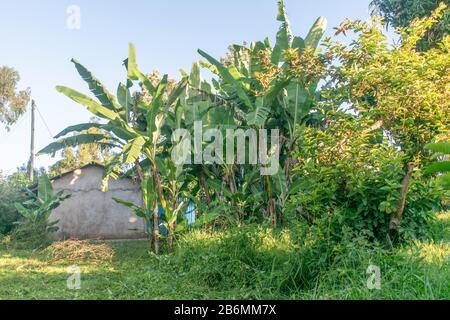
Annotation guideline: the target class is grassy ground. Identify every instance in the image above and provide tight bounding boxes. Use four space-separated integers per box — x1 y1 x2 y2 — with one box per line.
0 212 448 300
0 240 245 300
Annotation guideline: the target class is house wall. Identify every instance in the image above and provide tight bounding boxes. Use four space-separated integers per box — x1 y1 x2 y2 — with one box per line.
48 166 146 240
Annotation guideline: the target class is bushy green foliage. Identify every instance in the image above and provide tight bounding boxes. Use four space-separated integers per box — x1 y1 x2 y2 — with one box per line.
325 6 450 163
9 174 69 249
281 5 448 242
7 219 51 250
0 66 30 129
35 1 447 257
287 119 444 241
371 0 449 50
14 174 69 228
0 171 28 235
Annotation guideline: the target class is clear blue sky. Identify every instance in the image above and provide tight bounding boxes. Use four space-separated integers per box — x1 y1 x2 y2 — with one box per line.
0 0 377 174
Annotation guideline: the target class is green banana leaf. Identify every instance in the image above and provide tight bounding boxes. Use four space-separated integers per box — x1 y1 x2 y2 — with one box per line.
71 58 121 111
425 142 450 155
37 174 53 203
424 161 450 175
272 0 293 64
304 16 327 50
246 97 270 127
54 123 105 139
123 136 147 164
198 49 253 110
127 43 156 95
56 86 119 121
37 133 115 156
112 198 147 218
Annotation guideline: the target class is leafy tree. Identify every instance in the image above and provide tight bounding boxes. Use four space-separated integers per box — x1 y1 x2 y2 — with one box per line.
308 4 450 235
326 4 450 165
0 165 50 236
0 66 30 129
370 0 450 50
287 113 443 241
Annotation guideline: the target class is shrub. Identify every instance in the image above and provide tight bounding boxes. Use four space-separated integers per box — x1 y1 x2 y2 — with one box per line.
8 219 51 250
0 172 28 235
287 123 443 241
9 174 70 250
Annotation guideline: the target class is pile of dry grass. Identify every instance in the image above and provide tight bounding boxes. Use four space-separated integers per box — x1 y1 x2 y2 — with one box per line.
46 240 114 263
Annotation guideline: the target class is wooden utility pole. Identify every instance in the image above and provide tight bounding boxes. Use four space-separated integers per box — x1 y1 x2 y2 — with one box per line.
28 100 36 181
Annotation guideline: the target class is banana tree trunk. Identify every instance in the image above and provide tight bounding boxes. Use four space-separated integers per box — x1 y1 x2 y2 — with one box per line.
226 165 237 193
168 194 177 252
225 167 239 221
150 163 167 254
135 160 153 249
152 200 160 255
151 164 167 211
266 175 277 227
284 139 296 183
229 175 237 194
168 226 175 251
199 170 212 205
134 160 145 184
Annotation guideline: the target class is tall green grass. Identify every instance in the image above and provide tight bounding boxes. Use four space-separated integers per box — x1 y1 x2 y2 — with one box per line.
0 212 448 299
167 212 449 299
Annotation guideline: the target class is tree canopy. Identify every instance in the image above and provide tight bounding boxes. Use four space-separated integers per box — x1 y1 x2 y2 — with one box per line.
371 0 450 50
0 66 30 129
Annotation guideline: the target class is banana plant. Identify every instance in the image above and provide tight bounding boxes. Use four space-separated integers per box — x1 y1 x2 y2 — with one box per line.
37 43 188 254
15 174 70 233
179 62 239 209
194 0 327 225
425 141 450 189
38 1 329 233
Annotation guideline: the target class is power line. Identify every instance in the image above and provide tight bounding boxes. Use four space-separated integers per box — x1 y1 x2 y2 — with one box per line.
35 104 54 138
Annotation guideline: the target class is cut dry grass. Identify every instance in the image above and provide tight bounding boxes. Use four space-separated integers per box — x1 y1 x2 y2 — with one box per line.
45 240 114 263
